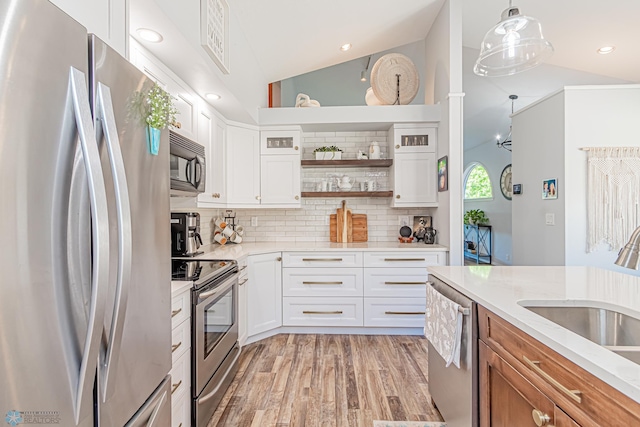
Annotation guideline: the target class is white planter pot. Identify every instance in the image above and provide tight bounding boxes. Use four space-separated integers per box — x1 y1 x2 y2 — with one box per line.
315 151 342 160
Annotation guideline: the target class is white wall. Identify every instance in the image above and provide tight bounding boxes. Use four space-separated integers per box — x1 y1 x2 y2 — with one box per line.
564 85 640 276
511 91 566 265
425 0 464 265
464 142 512 264
280 41 427 108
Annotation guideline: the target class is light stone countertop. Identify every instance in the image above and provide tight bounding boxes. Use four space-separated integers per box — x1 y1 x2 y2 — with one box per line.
428 265 640 403
187 241 449 261
171 280 193 297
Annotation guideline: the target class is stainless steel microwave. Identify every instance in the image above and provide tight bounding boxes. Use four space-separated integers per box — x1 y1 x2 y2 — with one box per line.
169 131 206 196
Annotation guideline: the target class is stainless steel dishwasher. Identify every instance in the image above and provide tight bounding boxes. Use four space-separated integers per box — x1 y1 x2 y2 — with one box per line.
427 275 478 427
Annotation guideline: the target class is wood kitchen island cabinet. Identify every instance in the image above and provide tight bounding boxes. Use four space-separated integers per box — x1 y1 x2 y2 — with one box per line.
478 306 640 427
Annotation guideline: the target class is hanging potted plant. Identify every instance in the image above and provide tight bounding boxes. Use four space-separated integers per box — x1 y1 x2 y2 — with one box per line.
131 84 178 155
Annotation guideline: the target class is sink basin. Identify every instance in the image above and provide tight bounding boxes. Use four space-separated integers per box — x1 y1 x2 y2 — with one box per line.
522 304 640 364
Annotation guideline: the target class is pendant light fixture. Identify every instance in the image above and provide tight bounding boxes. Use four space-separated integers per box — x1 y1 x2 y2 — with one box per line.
474 1 553 77
497 95 518 151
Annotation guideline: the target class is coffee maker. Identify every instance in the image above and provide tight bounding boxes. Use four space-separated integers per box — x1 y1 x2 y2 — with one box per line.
171 212 204 257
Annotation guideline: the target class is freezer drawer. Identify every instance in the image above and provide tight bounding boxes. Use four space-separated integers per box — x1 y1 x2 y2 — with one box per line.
125 376 171 427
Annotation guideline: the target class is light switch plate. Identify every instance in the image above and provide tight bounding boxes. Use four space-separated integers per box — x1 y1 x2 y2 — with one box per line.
251 216 258 227
545 213 555 226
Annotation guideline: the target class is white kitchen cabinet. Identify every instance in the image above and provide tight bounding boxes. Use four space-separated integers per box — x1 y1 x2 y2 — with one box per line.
247 252 282 337
226 125 261 206
50 0 127 57
283 267 363 297
363 249 446 328
237 257 249 347
282 297 363 327
259 128 301 207
197 107 228 205
389 124 438 207
170 285 192 427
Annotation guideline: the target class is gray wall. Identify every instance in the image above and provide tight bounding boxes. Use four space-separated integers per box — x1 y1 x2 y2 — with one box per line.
280 40 427 107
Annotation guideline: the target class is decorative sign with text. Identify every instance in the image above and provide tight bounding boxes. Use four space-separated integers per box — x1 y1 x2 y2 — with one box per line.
201 0 229 74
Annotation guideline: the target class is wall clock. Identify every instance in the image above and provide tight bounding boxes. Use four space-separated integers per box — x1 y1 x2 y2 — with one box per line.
500 164 512 200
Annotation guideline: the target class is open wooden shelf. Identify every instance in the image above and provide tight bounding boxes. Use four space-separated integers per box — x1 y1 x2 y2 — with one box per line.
301 159 393 168
301 191 393 198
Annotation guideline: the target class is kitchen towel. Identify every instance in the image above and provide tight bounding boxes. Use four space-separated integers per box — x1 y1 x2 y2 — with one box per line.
424 284 463 368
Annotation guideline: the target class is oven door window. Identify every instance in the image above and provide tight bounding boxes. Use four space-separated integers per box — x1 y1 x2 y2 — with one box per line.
203 286 235 358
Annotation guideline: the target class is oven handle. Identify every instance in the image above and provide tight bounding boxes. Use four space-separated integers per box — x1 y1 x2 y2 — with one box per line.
197 273 238 304
197 349 241 404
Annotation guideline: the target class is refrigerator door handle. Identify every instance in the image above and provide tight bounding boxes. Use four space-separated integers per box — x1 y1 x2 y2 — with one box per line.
69 67 110 423
124 377 171 427
96 82 133 402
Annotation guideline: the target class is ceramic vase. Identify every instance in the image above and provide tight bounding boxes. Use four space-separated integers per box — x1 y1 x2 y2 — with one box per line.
146 125 161 155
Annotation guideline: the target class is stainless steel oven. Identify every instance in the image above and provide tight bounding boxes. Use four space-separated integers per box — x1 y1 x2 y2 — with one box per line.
171 258 240 426
169 130 205 196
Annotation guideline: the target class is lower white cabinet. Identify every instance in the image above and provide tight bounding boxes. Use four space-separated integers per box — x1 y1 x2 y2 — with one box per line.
170 285 192 427
238 257 249 347
363 267 428 298
247 252 282 337
283 267 363 297
364 297 427 328
282 297 363 326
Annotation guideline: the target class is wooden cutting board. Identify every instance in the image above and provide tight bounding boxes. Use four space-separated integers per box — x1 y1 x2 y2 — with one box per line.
335 200 352 242
330 213 368 242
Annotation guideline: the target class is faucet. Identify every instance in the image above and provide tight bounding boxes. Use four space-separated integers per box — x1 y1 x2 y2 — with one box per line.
615 226 640 269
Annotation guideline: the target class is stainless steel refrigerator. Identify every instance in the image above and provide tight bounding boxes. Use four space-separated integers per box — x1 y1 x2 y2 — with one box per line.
0 1 171 426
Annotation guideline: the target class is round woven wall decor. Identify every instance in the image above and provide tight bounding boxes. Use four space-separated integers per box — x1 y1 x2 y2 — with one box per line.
370 53 419 105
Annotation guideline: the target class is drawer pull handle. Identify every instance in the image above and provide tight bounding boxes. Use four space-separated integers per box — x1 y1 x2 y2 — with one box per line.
302 258 343 262
383 258 425 262
384 281 427 285
178 424 182 427
531 409 551 426
171 342 182 353
385 311 425 315
171 380 183 395
239 278 248 286
302 310 343 315
302 281 343 285
239 265 247 272
523 356 582 403
171 308 182 318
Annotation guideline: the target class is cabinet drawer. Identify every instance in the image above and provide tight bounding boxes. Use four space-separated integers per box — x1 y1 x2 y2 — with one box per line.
171 386 190 427
171 290 190 329
282 297 363 326
364 297 426 327
363 267 428 297
478 306 640 426
169 350 191 408
171 318 190 364
283 268 363 297
283 251 362 268
364 251 446 268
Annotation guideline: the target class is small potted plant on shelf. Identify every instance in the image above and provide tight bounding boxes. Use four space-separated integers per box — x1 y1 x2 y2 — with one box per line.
313 145 343 160
464 209 489 225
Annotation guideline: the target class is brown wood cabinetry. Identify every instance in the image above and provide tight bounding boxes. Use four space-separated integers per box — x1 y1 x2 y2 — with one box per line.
478 306 640 426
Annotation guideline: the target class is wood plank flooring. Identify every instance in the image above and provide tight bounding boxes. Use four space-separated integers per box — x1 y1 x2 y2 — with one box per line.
207 334 443 427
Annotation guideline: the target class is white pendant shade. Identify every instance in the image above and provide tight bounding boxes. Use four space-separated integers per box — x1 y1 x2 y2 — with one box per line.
474 6 554 77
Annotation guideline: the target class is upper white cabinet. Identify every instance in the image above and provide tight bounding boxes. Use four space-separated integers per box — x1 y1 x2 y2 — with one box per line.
197 107 227 205
50 0 127 57
259 129 301 206
226 125 261 206
129 42 197 141
389 124 438 207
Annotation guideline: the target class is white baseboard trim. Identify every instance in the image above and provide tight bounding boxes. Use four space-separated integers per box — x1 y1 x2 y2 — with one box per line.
244 326 424 346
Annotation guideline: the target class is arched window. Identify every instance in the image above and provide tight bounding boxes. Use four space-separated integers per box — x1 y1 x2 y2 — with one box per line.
464 162 493 200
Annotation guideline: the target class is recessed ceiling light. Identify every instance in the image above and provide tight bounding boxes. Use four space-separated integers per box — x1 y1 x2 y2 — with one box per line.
597 46 616 55
137 28 163 43
340 43 352 52
206 93 221 101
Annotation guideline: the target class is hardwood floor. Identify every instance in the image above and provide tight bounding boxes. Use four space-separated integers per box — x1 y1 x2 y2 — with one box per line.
207 334 443 427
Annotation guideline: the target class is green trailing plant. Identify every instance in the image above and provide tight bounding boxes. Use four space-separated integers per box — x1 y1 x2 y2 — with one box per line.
145 84 178 129
464 209 489 225
313 145 343 153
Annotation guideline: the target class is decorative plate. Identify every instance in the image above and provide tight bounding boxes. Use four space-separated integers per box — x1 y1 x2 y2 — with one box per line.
370 53 420 105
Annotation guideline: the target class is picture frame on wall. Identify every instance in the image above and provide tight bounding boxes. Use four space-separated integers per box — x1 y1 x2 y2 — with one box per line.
201 0 230 74
542 178 558 199
438 156 448 192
